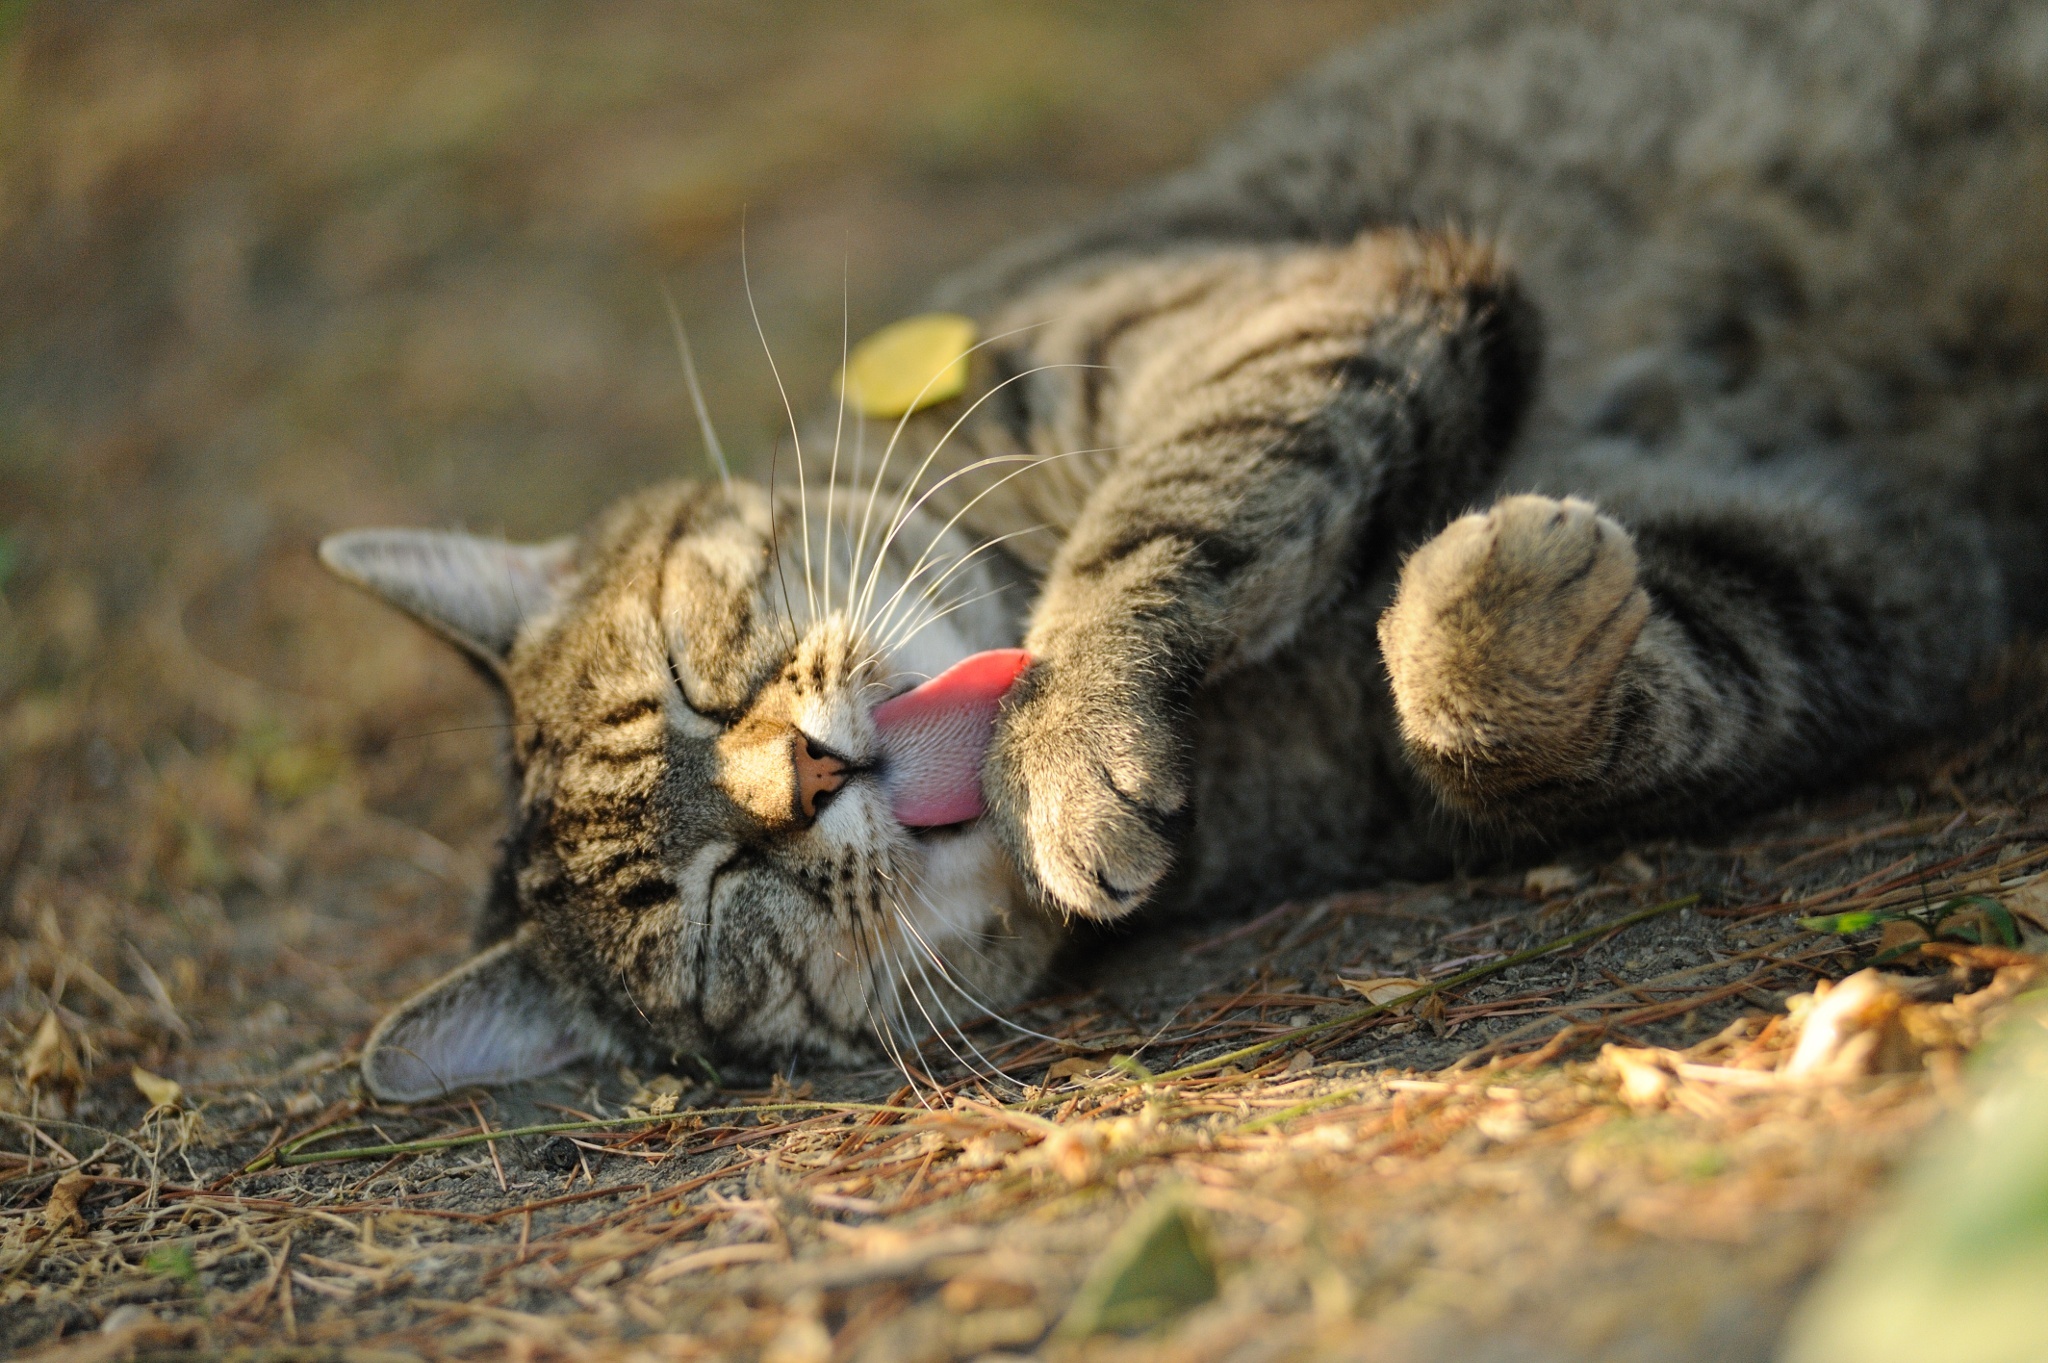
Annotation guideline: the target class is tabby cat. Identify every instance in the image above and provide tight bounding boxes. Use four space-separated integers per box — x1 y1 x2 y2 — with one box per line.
322 0 2048 1100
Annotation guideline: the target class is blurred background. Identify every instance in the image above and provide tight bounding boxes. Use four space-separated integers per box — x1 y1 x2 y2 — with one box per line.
0 0 1421 1083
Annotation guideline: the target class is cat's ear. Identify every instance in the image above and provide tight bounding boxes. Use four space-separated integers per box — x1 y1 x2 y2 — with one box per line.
360 937 588 1102
318 528 576 667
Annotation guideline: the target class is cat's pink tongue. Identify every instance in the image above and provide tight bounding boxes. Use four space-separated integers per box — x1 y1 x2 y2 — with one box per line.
872 649 1031 827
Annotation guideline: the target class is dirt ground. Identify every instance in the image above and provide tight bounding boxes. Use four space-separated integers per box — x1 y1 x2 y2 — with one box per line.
4 4 2047 1360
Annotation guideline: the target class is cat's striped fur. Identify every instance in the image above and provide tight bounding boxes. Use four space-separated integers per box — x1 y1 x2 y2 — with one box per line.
324 0 2047 1098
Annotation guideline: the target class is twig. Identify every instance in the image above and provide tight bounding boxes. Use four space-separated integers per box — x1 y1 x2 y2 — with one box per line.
1133 894 1702 1085
1235 1087 1366 1134
251 1101 928 1169
471 1100 508 1194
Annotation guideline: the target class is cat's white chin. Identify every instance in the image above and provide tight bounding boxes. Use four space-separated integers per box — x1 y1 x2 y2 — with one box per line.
900 821 1019 947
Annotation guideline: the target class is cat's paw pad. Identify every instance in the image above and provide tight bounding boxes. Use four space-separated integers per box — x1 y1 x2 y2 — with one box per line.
1379 494 1649 793
984 670 1185 920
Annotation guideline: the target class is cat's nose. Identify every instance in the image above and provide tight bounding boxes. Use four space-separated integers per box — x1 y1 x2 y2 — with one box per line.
717 717 847 828
795 736 847 819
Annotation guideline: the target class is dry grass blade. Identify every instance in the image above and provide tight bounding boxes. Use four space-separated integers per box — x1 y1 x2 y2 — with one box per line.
1137 893 1701 1083
255 1101 926 1169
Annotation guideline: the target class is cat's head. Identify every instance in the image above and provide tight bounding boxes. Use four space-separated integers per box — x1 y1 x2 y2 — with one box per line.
321 478 1058 1100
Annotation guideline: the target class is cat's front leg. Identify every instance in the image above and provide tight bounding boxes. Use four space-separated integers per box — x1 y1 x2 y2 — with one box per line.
974 230 1538 919
982 540 1202 919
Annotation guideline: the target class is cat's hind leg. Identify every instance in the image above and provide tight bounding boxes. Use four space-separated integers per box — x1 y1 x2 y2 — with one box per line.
1379 483 2006 834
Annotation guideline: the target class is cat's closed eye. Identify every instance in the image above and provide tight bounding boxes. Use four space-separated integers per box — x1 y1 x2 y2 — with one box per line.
666 650 737 725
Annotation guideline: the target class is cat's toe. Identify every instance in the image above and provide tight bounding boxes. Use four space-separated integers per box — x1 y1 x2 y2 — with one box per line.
1379 494 1650 805
983 669 1186 920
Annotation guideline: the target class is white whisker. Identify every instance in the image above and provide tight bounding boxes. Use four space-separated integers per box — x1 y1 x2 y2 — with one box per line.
842 393 869 620
880 933 945 1101
897 879 1062 1049
761 436 801 645
852 366 1105 631
875 583 1018 664
855 450 1073 657
866 530 1043 667
846 323 1057 628
850 524 1036 685
854 913 925 1101
741 220 817 622
659 280 733 493
891 910 1013 1086
862 442 1102 645
860 440 1097 638
823 257 851 622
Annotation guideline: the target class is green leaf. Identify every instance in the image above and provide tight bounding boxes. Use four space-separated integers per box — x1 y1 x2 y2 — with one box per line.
1800 909 1911 935
1110 1053 1156 1082
1058 1188 1218 1337
1936 896 2021 948
144 1243 199 1289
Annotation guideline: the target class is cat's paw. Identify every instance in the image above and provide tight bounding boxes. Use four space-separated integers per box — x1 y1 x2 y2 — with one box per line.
1379 494 1650 806
982 661 1187 920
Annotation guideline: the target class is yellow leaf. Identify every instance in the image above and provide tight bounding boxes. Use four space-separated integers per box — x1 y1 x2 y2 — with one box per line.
23 1011 80 1092
838 313 977 418
131 1065 182 1109
1337 975 1427 1007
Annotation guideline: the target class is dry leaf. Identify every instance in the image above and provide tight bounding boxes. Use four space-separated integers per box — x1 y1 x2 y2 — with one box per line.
41 1169 90 1238
22 1011 80 1095
1878 919 1931 954
1475 1097 1533 1142
1338 976 1427 1007
1919 941 2042 972
761 1313 832 1363
131 1065 182 1110
943 1272 1038 1312
2001 875 2048 930
1524 864 1583 897
1416 991 1449 1035
568 1230 653 1264
1044 1054 1117 1084
643 1241 784 1285
1043 1125 1101 1185
1783 971 1921 1079
959 1129 1028 1170
1602 1044 1678 1109
628 1074 692 1113
1611 851 1656 883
